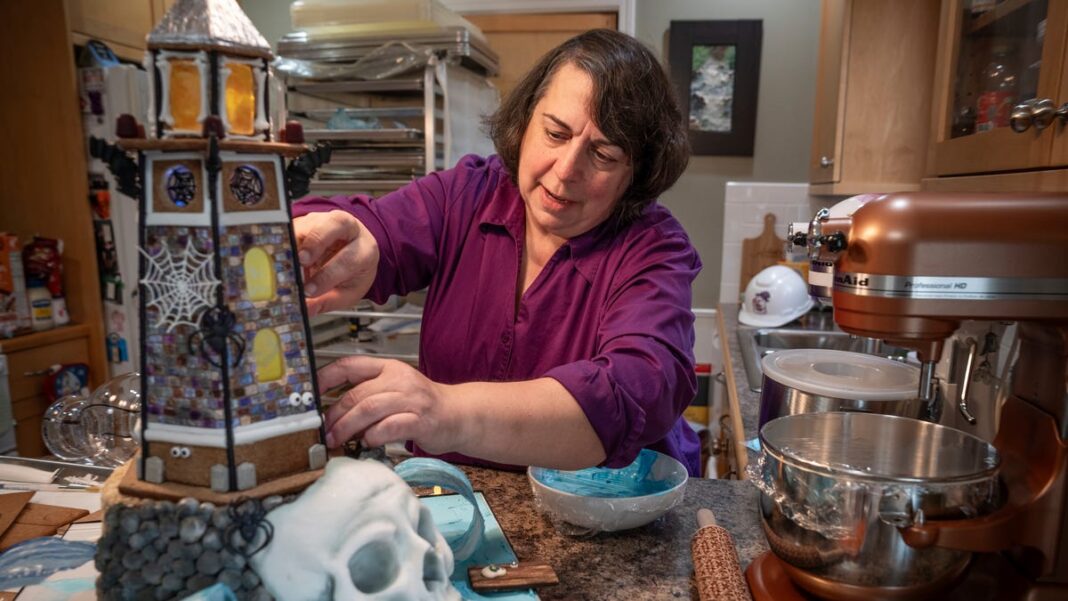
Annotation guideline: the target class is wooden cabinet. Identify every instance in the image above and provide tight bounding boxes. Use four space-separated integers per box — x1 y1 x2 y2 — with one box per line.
0 1 106 455
927 0 1068 177
66 0 174 61
3 327 94 457
809 0 941 195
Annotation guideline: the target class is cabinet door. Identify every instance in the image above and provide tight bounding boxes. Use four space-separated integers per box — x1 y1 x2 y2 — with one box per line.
809 0 850 184
1050 7 1068 166
929 0 1067 176
6 336 92 457
810 0 939 192
66 0 154 51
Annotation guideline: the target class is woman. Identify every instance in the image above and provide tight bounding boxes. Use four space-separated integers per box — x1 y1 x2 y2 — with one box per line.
293 29 702 476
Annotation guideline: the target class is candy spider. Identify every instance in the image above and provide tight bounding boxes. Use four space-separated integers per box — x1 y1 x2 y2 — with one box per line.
188 306 246 368
223 498 274 558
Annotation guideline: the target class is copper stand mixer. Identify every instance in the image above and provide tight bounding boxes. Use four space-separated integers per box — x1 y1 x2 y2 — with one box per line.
747 193 1068 601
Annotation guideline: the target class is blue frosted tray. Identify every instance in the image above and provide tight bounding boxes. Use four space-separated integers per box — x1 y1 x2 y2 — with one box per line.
421 492 539 600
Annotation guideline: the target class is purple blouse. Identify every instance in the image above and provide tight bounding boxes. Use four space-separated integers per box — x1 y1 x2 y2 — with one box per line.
293 155 703 476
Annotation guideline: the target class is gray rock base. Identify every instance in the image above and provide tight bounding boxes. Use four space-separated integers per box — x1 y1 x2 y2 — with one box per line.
96 496 291 601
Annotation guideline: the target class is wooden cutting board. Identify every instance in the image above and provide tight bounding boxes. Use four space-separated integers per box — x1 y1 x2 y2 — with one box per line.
740 213 785 294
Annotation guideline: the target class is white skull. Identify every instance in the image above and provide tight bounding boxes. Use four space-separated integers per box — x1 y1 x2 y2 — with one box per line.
251 457 459 601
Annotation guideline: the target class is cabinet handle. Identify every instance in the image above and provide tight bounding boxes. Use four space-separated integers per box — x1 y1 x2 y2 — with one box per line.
1010 100 1035 133
1031 98 1056 131
1055 102 1068 126
819 156 834 168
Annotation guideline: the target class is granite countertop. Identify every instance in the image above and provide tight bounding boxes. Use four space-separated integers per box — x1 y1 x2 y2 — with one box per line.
718 303 762 455
464 466 767 600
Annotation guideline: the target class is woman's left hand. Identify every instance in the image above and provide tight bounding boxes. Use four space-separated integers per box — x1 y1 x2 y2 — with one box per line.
317 356 460 453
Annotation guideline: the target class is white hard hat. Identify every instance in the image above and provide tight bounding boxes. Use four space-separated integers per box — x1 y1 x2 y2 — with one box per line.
738 265 814 327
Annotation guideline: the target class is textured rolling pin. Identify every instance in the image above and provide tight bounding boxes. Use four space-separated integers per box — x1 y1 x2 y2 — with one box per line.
692 508 753 601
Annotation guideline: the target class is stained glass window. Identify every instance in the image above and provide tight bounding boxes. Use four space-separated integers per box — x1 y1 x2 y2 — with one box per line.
230 165 265 206
164 165 196 207
252 328 283 382
244 247 275 301
169 59 201 132
225 62 256 136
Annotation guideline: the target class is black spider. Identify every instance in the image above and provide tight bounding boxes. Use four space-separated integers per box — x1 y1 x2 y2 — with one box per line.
188 306 246 368
223 498 274 558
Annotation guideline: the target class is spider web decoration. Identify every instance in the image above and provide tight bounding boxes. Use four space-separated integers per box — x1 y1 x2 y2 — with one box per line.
140 237 220 332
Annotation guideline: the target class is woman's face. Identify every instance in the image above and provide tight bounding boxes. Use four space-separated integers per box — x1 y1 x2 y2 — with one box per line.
517 63 633 242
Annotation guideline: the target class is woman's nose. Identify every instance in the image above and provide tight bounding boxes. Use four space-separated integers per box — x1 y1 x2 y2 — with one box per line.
553 142 584 182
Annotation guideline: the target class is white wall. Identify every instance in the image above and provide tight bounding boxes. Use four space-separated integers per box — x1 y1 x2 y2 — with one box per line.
719 183 828 304
635 1 822 306
243 0 294 49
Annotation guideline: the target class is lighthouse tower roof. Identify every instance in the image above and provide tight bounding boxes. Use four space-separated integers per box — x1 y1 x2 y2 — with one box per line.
147 0 271 59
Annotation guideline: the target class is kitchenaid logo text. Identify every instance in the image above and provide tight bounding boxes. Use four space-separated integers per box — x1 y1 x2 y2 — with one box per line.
834 274 971 290
834 274 868 287
904 280 968 290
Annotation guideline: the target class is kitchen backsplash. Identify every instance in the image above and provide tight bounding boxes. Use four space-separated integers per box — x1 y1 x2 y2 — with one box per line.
718 182 841 304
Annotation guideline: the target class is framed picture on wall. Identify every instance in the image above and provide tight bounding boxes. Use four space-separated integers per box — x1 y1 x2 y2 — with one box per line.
669 20 763 156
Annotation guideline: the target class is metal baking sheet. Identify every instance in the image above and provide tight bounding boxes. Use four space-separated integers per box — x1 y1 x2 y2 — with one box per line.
278 26 499 76
289 78 435 94
304 128 424 142
322 152 425 168
292 107 435 121
308 179 416 193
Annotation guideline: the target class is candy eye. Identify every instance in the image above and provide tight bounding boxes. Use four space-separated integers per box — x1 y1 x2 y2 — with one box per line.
170 446 181 458
179 447 191 458
301 391 315 407
289 392 302 407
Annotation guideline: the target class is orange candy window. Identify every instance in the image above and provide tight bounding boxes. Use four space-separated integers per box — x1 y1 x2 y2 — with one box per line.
168 59 201 132
225 62 256 136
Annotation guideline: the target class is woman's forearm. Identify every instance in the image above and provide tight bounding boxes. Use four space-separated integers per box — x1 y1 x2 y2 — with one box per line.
441 378 607 470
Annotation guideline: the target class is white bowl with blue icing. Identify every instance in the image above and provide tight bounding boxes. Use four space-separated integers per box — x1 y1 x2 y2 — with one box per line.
527 449 688 532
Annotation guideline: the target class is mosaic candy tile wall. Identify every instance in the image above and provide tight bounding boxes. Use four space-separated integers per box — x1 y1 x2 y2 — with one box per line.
220 223 313 426
144 226 227 427
143 223 313 428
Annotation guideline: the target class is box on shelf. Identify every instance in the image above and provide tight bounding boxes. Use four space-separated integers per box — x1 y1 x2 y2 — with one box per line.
0 234 30 338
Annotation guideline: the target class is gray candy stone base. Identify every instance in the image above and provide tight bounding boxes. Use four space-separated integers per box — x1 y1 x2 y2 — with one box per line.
96 496 290 601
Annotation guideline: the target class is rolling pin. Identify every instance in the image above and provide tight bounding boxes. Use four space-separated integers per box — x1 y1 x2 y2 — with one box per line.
692 508 753 601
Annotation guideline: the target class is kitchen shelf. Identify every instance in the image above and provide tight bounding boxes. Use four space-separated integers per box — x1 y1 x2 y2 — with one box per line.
289 79 442 95
304 128 424 142
968 0 1034 34
0 323 92 354
292 107 442 121
277 26 499 77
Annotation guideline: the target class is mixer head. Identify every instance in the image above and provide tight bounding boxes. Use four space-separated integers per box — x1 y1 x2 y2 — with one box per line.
798 192 1068 362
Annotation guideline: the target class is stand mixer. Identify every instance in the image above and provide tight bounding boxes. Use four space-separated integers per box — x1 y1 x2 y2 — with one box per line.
748 192 1068 600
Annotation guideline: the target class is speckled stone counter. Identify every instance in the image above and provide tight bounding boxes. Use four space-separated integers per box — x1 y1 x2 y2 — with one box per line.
718 303 762 457
463 466 767 600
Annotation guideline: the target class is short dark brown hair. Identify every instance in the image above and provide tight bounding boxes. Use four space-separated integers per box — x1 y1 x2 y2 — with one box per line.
487 29 690 226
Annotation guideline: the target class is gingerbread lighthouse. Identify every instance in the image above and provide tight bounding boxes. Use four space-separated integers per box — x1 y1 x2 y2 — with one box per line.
93 0 329 495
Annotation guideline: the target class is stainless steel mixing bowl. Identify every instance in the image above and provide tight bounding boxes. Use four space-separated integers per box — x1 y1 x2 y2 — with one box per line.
751 412 1001 599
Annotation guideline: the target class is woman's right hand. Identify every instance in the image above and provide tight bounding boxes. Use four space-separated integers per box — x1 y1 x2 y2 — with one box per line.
293 210 380 316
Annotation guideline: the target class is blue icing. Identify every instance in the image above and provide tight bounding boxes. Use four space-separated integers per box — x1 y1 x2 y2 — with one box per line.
533 449 675 498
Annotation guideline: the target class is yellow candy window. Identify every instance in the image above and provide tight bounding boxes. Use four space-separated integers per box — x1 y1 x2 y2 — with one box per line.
168 59 201 132
253 328 283 383
243 247 275 301
225 62 256 136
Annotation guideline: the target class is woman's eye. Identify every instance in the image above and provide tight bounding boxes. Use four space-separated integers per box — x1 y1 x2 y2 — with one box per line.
545 129 566 141
593 150 617 164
